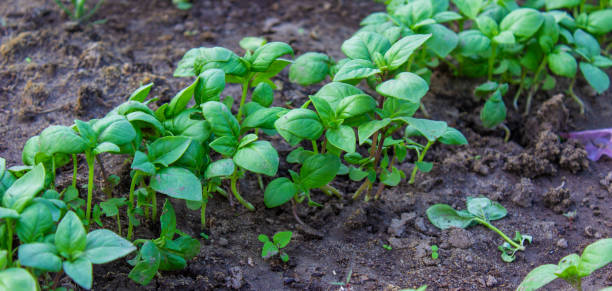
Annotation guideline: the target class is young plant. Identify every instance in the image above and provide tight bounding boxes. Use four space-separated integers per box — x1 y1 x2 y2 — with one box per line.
400 285 428 291
517 238 612 291
431 245 438 259
53 0 104 22
128 200 200 286
427 197 531 262
258 231 292 262
92 197 127 236
0 267 38 291
475 82 510 141
18 211 136 290
329 265 353 288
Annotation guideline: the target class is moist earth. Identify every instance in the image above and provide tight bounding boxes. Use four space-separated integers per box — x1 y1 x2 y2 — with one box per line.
1 0 611 290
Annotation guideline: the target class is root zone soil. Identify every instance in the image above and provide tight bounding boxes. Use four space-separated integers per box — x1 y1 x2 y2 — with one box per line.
1 0 611 290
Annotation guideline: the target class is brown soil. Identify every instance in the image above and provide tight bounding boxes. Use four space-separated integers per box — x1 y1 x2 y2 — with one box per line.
1 0 611 290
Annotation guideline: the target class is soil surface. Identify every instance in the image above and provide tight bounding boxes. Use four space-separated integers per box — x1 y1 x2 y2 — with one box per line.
1 0 611 290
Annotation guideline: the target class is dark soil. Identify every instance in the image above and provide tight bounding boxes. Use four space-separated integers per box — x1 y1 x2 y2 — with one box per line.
1 0 611 290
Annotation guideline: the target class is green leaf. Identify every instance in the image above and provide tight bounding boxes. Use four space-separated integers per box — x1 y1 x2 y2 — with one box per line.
326 125 356 153
416 161 433 172
252 82 274 107
205 159 235 179
55 211 87 258
16 202 53 243
148 136 191 167
476 15 499 37
465 197 507 221
452 0 483 19
434 11 462 23
160 200 176 240
376 72 428 104
426 204 475 229
274 109 324 146
195 69 226 104
348 167 368 181
361 12 390 25
335 94 377 120
210 136 238 156
382 98 419 118
242 107 288 130
99 198 126 217
314 82 365 108
0 268 38 291
578 238 612 276
258 234 270 243
422 24 458 57
544 0 579 9
593 55 612 68
358 118 391 145
398 117 448 142
233 141 279 176
251 42 293 72
83 229 135 264
500 8 544 39
493 30 516 45
163 109 212 144
341 31 391 61
173 140 207 175
126 111 164 135
131 151 155 175
264 178 298 208
587 9 612 35
93 115 137 146
439 127 468 145
239 36 267 52
580 62 609 94
150 167 202 201
395 0 433 25
273 231 292 248
384 34 431 70
3 164 45 212
289 52 331 86
201 101 240 137
39 126 88 155
238 134 258 149
0 207 19 219
261 241 279 259
380 167 402 186
251 59 291 88
332 59 381 83
548 51 577 78
129 241 161 286
63 257 92 289
128 83 154 102
18 243 62 272
480 90 507 128
517 264 559 291
93 142 120 155
299 154 340 190
309 95 336 127
574 29 600 58
174 47 246 78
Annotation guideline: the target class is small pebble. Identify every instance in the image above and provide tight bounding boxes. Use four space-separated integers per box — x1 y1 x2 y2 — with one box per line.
556 238 568 249
486 275 498 287
218 237 229 246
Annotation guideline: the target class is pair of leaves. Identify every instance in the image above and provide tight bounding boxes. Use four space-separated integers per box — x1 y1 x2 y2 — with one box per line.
258 231 292 262
264 154 340 208
19 211 135 290
518 238 612 291
426 196 507 229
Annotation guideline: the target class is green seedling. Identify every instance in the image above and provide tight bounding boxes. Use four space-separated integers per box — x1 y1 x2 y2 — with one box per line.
18 211 135 290
517 238 612 291
92 197 127 236
258 231 292 263
475 82 510 141
400 285 428 291
128 200 200 286
54 0 104 22
329 265 353 288
383 244 392 250
427 197 531 262
172 0 191 10
431 245 438 259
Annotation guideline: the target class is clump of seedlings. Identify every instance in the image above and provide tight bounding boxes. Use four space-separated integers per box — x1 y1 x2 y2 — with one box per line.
258 231 292 263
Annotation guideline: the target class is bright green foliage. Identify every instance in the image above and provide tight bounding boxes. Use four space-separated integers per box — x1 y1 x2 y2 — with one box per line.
18 211 135 289
128 200 201 285
0 268 38 291
427 197 531 262
518 238 612 291
53 0 104 22
258 231 292 262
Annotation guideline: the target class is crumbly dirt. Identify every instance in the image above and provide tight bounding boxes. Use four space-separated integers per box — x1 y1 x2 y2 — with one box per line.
1 0 612 290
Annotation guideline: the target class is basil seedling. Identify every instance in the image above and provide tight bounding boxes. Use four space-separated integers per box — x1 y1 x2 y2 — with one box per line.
258 231 292 263
128 200 200 286
53 0 104 22
427 197 531 262
518 238 612 291
18 211 136 290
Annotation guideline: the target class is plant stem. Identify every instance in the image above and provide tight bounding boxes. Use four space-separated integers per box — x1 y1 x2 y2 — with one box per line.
474 218 524 250
320 184 342 199
513 69 527 110
230 172 254 211
116 213 121 237
85 152 95 229
524 58 548 116
72 154 78 188
257 174 264 190
352 179 370 200
409 140 434 184
127 172 140 241
291 199 306 226
567 76 585 115
201 187 208 230
151 189 157 222
419 102 430 118
311 140 319 154
236 79 251 123
488 42 498 81
96 155 111 198
6 219 13 265
500 123 511 143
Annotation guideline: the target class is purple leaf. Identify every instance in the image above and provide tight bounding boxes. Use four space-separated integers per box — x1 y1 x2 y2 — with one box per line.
561 129 612 161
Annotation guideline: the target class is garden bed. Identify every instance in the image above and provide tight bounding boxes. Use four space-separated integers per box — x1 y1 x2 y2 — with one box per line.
0 0 611 290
